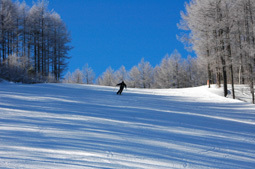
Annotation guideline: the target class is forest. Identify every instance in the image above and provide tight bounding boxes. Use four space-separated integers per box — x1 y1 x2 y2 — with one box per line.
64 51 207 89
178 0 255 103
65 0 255 104
0 0 71 83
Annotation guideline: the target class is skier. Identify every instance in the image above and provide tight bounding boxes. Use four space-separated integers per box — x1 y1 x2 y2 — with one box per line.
116 81 127 95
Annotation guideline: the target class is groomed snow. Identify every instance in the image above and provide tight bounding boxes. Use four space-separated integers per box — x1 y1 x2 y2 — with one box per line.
0 82 255 169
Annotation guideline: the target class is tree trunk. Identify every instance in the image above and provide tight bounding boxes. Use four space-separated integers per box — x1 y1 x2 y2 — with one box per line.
251 81 255 104
206 48 211 88
230 64 235 99
34 36 37 73
226 25 235 99
207 63 212 88
221 56 228 97
217 72 221 87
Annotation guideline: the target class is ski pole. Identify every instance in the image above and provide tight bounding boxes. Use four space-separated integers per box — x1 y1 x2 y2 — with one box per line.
113 86 117 92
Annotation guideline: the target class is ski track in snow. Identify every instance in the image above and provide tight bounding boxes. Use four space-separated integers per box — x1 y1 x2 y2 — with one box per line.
0 83 255 169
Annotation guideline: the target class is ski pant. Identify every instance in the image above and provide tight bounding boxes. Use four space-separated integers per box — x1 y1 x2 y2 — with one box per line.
117 87 124 95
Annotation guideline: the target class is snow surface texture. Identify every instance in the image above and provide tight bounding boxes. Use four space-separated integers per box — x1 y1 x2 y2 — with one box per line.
0 82 255 169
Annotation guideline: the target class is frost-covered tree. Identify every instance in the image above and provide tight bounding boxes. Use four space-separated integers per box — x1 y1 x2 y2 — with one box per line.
138 58 154 88
0 0 18 63
63 71 72 83
153 50 199 88
0 0 71 83
0 53 31 82
179 0 255 103
169 50 182 88
82 63 95 84
186 56 207 87
154 51 182 88
97 67 115 86
72 69 83 84
128 66 140 88
47 72 56 83
153 54 173 88
115 65 127 83
125 59 154 88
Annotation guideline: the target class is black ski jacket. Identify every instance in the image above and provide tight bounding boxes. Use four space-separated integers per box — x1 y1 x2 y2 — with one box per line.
117 81 127 89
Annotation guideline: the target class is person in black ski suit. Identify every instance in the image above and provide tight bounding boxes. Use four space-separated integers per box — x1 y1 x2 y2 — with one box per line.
116 81 127 95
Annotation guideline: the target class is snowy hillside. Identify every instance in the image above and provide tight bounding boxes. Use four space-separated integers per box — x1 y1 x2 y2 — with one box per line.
0 82 255 169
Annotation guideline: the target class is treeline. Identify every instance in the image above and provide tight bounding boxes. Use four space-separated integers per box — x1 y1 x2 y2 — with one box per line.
64 50 207 89
179 0 255 103
0 0 71 83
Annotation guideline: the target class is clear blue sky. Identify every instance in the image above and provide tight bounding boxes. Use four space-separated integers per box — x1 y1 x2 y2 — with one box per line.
25 0 191 76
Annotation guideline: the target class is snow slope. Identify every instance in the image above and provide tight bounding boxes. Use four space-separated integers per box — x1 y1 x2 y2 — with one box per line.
0 82 255 169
